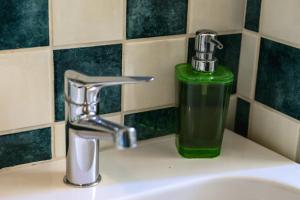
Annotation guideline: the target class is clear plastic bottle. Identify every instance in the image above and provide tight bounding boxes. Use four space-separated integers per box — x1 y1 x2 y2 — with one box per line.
176 30 233 158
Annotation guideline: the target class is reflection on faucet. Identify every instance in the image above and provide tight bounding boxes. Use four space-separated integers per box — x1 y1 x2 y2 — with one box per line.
64 70 154 187
70 115 137 149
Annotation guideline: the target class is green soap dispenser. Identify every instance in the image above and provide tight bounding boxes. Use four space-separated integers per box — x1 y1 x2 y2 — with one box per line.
175 30 233 158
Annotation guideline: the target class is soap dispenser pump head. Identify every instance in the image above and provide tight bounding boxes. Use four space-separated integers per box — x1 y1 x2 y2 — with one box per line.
192 30 223 72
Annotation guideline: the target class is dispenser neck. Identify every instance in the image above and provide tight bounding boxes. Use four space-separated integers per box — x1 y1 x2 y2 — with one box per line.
192 30 223 72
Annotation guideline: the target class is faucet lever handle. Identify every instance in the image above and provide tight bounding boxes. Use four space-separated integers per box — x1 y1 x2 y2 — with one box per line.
65 70 154 109
65 70 154 87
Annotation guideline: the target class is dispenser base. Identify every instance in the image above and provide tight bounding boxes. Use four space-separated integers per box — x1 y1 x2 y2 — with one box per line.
177 146 221 158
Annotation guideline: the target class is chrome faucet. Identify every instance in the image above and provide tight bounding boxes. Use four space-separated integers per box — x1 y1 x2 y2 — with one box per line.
63 70 154 187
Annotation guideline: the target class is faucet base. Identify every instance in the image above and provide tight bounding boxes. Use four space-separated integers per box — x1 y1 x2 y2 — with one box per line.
63 175 101 188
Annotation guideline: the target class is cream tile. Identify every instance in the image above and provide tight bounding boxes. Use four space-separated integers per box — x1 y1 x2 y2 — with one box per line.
226 95 237 131
237 32 259 99
0 50 52 132
124 38 186 111
249 103 300 160
103 114 122 124
54 122 66 158
261 0 300 46
52 0 123 46
189 0 245 33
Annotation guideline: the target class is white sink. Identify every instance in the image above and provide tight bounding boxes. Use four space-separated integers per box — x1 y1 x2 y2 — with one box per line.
1 130 300 200
131 177 300 200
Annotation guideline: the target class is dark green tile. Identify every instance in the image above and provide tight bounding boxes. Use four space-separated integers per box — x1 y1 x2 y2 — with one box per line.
126 0 188 39
0 0 49 50
245 0 261 32
255 38 300 120
125 107 177 140
234 98 250 137
0 128 51 169
54 44 122 121
188 34 242 93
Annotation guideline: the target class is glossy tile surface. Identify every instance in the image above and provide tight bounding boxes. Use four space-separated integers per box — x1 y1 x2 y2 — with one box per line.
189 0 245 33
188 34 242 93
126 0 188 39
255 38 300 120
54 44 122 121
0 50 52 132
124 38 186 111
125 107 177 140
0 0 49 50
244 0 261 32
52 0 123 46
249 103 300 160
0 128 51 169
261 0 300 45
54 122 65 158
226 95 237 131
234 98 250 137
238 32 259 99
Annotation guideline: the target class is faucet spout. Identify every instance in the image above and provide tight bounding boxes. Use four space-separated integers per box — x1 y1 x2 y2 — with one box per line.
70 115 137 149
64 70 154 187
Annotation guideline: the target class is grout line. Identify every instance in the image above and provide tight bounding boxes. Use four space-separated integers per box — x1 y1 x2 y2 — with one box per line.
185 0 192 62
258 0 265 34
186 0 192 34
246 29 261 136
0 46 51 54
187 30 243 38
230 94 237 99
254 101 300 124
101 112 123 118
260 34 300 49
0 123 54 136
123 104 177 115
235 35 244 98
51 123 56 159
218 30 244 35
236 94 252 104
242 0 248 28
243 28 260 37
125 34 188 43
121 41 126 117
54 121 65 126
121 0 127 126
123 0 127 40
52 40 124 50
229 94 237 131
250 34 261 100
49 0 54 47
49 50 55 124
49 0 56 159
295 128 300 163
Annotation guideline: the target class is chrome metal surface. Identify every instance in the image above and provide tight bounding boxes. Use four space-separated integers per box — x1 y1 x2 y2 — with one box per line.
192 29 223 72
64 70 154 187
63 175 101 188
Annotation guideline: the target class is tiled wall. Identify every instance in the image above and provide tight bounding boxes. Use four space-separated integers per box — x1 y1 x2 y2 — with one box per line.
2 0 300 169
0 0 300 168
235 0 300 162
0 0 246 169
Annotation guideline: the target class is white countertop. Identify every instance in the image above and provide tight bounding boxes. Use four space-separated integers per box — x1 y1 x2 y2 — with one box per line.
0 129 300 200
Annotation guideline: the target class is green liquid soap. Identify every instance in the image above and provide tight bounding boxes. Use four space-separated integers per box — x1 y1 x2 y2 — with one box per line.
175 63 233 158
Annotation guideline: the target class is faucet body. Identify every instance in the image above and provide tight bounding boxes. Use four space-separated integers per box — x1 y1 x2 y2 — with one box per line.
63 70 153 187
